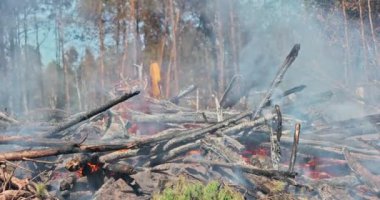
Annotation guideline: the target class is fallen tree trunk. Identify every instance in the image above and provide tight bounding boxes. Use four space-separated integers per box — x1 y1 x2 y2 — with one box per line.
43 91 140 138
131 111 235 124
182 158 296 180
0 135 78 147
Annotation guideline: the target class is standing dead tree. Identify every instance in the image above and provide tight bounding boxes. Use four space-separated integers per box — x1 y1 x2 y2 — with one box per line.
251 44 300 120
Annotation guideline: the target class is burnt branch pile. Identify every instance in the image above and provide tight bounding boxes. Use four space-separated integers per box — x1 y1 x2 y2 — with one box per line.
0 44 379 200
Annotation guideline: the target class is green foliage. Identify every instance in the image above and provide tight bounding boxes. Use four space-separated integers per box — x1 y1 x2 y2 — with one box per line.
153 176 244 200
35 183 48 198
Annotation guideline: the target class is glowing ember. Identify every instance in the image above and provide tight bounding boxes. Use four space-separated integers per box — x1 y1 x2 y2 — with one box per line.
240 147 269 165
76 162 102 177
88 162 101 173
241 148 268 157
241 155 250 164
128 123 138 134
188 150 201 156
307 171 332 179
76 167 84 177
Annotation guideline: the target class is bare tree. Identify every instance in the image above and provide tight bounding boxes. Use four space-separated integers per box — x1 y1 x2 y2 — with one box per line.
342 0 351 85
214 0 225 97
367 0 379 65
358 0 369 81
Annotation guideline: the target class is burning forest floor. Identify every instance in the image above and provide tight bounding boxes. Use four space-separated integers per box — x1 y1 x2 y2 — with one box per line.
0 44 380 200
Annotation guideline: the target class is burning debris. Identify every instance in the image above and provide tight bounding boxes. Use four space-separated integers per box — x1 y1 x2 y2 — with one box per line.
0 44 379 200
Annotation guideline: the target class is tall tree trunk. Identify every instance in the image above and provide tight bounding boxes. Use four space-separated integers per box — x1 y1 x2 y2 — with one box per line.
98 3 106 103
22 11 29 113
367 0 379 65
115 1 121 53
228 1 239 79
135 0 143 69
121 0 137 79
74 70 82 111
35 14 45 107
342 0 351 85
0 2 10 111
59 3 70 111
6 11 15 113
165 0 179 98
215 1 225 98
359 0 369 81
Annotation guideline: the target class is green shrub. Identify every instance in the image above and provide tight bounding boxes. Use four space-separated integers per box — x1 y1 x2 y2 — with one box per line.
153 176 244 200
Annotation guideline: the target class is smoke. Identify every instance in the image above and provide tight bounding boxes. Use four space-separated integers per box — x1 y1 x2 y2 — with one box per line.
237 0 379 122
234 1 380 187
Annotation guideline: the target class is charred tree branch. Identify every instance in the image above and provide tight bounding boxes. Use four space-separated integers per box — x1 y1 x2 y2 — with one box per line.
288 123 300 173
251 44 300 120
43 91 140 138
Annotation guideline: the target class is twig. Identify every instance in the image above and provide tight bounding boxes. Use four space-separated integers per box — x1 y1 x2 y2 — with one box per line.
3 160 33 173
0 168 28 190
21 158 59 164
3 168 15 191
288 123 301 172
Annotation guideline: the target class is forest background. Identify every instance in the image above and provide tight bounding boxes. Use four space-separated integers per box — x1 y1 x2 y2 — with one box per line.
0 0 378 118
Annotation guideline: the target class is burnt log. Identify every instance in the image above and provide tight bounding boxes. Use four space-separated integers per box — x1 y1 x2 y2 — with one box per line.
43 91 140 138
147 140 201 167
170 84 197 104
